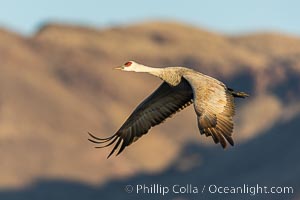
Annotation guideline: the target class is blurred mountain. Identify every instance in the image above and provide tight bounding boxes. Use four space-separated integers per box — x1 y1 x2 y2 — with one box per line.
1 113 299 200
0 21 299 199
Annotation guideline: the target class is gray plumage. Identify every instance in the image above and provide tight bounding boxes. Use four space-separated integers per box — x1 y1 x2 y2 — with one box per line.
89 61 249 158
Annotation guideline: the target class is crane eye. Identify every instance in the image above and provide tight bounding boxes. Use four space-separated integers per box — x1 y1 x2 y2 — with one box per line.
124 61 132 67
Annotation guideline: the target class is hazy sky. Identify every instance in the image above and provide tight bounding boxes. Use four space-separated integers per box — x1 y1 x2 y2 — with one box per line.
0 0 299 35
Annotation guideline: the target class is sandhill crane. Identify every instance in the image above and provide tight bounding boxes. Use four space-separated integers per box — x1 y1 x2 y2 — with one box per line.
89 61 249 158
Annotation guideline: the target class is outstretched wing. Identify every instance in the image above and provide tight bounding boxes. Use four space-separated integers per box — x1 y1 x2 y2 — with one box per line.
89 79 193 158
183 73 235 148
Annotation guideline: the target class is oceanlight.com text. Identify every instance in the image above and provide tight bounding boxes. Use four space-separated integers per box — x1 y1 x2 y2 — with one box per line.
124 184 294 196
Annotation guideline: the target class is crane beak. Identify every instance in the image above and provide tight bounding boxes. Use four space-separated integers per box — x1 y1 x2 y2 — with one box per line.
114 66 124 70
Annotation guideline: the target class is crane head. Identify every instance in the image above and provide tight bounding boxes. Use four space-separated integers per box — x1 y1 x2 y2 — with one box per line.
114 61 139 71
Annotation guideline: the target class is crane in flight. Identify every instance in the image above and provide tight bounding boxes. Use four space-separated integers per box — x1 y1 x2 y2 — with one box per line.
89 61 249 158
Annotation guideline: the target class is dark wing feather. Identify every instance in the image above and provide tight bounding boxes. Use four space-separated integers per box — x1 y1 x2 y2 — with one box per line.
183 74 235 148
89 79 193 158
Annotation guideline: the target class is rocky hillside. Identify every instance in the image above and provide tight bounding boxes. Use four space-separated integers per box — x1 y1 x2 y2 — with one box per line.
0 21 299 199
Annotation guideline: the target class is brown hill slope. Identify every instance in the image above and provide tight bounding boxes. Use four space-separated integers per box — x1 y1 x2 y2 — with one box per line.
0 21 300 190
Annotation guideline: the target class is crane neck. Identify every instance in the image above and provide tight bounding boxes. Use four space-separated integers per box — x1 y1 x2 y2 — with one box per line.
136 65 163 77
